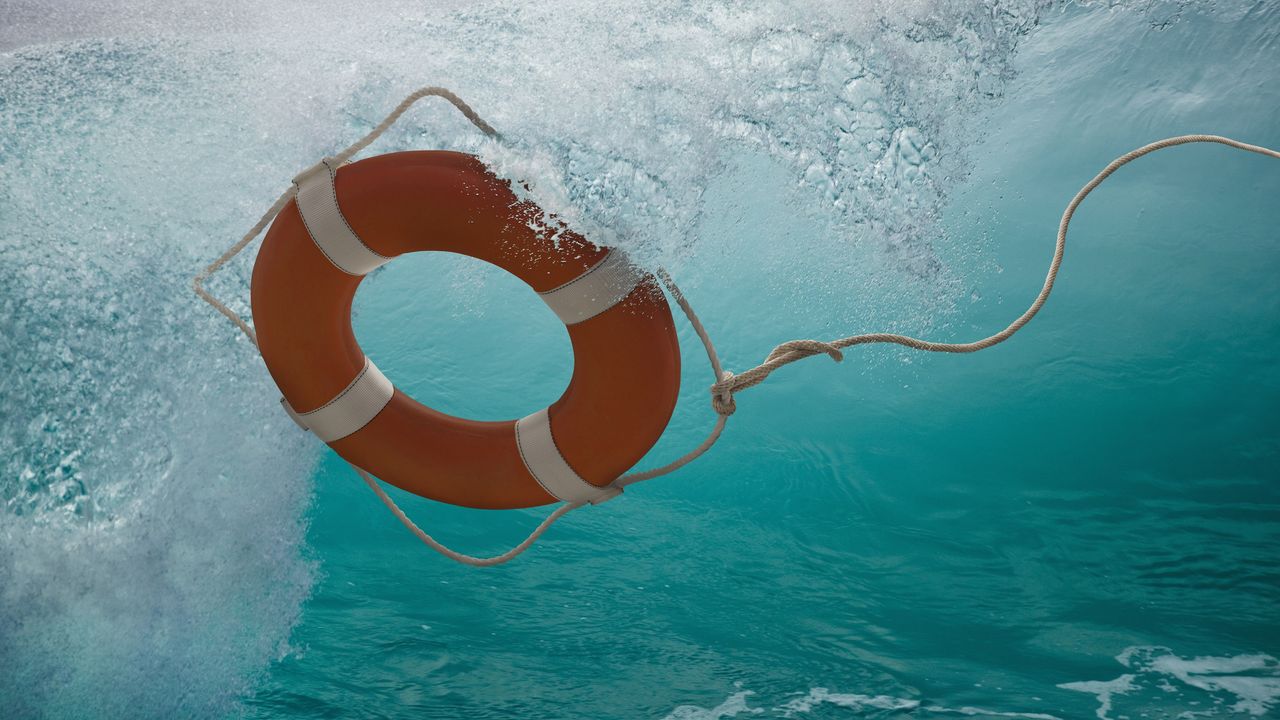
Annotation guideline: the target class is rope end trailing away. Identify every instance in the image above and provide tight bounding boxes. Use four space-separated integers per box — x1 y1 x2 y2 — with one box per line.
693 134 1280 419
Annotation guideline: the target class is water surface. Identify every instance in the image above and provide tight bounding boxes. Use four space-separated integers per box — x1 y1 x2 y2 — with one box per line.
1 1 1277 718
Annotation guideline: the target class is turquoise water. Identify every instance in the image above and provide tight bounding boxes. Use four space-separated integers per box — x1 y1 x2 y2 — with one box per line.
2 1 1278 718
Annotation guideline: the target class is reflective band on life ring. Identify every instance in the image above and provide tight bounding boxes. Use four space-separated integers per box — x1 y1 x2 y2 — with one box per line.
515 408 622 505
279 357 394 442
250 150 681 509
293 158 391 276
538 249 648 325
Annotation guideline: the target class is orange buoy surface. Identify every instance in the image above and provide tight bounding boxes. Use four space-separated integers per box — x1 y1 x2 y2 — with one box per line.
250 150 681 509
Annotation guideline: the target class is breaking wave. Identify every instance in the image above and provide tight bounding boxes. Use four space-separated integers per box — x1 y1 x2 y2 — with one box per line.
2 0 1257 717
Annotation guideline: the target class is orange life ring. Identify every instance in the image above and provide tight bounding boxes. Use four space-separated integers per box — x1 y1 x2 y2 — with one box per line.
250 150 681 509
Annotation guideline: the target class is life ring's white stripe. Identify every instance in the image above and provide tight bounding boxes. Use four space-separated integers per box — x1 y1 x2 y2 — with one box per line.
538 250 646 326
293 158 391 276
515 408 619 504
283 358 395 442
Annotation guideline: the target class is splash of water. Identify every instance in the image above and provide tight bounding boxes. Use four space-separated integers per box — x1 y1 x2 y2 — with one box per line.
0 35 319 719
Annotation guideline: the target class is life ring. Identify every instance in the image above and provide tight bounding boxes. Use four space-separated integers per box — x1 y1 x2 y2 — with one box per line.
250 150 681 509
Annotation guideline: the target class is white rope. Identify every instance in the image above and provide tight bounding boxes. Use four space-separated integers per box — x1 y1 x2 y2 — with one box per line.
194 87 1279 566
191 188 291 345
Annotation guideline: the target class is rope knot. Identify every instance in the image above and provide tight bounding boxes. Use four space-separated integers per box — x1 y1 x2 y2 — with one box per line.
765 339 844 364
710 370 737 416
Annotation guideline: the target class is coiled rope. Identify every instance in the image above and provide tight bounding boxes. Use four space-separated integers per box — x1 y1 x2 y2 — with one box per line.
194 87 1279 566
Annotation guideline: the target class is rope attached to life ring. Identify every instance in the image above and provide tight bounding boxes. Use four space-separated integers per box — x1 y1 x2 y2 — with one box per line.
194 87 1279 566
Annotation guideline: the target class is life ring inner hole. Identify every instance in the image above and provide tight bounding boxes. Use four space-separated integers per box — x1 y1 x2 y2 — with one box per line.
351 250 575 422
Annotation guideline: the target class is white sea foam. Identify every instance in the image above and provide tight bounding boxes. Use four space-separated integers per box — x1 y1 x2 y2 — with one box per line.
0 154 319 714
667 648 1280 720
665 689 764 720
1058 676 1137 720
779 688 921 716
0 21 322 719
3 0 1055 329
1060 646 1280 719
666 686 1061 719
921 706 1062 719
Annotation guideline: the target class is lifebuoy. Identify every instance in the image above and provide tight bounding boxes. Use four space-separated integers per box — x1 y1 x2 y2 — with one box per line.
250 150 681 509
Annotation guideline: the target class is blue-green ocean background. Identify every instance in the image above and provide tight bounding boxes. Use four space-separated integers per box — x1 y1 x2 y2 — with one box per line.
2 1 1278 718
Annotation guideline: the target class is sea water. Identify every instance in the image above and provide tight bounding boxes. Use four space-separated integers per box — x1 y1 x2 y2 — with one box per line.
1 1 1277 718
